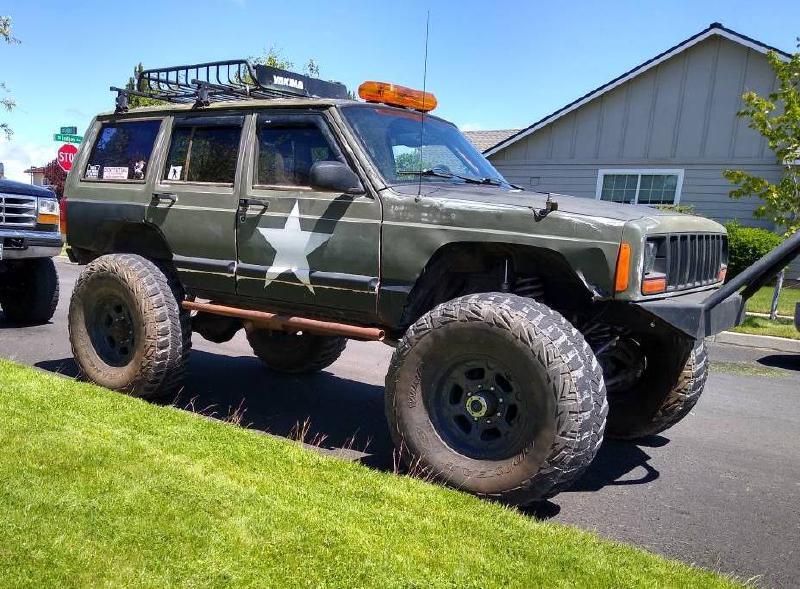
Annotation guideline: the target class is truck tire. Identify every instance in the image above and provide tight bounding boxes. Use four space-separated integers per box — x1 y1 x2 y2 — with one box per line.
386 293 607 505
247 328 346 374
605 338 707 440
0 258 59 324
68 254 191 399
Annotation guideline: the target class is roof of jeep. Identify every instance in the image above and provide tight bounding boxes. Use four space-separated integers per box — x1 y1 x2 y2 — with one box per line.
95 97 359 119
94 99 456 128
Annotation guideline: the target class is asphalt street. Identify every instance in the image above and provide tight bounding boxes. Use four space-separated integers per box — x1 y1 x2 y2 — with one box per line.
2 258 799 587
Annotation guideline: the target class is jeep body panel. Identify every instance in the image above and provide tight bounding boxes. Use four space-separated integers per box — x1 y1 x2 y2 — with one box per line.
65 98 734 339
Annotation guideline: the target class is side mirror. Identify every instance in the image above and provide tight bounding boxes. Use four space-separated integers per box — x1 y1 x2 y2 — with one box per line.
309 161 364 194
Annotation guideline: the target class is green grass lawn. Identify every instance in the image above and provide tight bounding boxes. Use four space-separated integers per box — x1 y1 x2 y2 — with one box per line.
745 285 800 316
0 361 740 588
732 315 800 340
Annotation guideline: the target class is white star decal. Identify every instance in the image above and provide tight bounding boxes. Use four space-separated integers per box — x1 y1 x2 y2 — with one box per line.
257 201 332 293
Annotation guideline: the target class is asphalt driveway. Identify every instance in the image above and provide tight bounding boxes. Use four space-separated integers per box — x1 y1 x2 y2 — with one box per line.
1 258 799 587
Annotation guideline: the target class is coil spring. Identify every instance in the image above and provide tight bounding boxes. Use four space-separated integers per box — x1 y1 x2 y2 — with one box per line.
513 276 545 300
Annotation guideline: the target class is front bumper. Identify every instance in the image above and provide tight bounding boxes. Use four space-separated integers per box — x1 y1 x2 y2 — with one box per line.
635 288 744 340
0 228 63 260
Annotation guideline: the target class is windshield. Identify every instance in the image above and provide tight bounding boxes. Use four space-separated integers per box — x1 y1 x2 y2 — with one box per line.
341 104 509 187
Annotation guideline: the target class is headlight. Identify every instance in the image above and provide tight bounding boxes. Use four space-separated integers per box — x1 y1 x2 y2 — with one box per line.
643 241 657 275
37 198 60 225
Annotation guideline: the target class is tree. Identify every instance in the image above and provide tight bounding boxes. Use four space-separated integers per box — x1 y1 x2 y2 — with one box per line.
723 45 800 237
126 63 165 108
723 44 800 318
41 159 67 199
249 46 320 78
1 15 20 140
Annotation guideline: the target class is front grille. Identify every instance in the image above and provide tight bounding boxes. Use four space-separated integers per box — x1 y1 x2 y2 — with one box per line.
665 233 726 291
0 193 37 228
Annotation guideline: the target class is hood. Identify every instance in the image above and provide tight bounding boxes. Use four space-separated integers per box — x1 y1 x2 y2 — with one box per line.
0 178 56 198
389 183 677 223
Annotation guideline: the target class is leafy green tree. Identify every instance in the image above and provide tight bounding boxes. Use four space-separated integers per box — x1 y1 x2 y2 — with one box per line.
126 63 165 108
1 15 20 140
724 46 800 237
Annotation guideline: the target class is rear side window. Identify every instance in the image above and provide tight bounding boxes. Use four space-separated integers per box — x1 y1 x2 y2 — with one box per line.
84 120 161 181
256 120 342 187
164 119 242 184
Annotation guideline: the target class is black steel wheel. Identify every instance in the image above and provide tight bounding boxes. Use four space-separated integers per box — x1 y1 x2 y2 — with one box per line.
429 356 535 461
88 293 137 367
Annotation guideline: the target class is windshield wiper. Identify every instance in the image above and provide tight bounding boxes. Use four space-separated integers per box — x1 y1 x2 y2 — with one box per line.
397 168 487 185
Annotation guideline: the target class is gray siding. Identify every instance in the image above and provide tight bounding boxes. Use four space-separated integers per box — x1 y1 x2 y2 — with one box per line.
487 34 797 275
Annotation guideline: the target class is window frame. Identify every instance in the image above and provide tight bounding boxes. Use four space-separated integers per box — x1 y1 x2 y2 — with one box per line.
160 114 246 187
81 118 164 184
594 168 684 205
252 111 347 191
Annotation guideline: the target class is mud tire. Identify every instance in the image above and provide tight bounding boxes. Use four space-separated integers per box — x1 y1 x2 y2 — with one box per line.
606 339 708 440
247 329 346 374
386 293 607 504
0 258 59 324
68 254 191 398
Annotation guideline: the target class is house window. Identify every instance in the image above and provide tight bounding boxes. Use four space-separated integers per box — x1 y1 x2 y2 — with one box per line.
596 169 684 205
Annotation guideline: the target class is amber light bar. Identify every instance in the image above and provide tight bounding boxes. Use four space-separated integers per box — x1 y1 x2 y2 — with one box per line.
358 81 437 112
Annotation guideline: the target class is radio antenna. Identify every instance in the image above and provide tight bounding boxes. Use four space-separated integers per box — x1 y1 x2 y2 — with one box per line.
417 10 430 199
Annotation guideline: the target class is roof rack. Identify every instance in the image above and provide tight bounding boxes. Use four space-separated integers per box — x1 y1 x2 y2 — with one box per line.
111 59 349 112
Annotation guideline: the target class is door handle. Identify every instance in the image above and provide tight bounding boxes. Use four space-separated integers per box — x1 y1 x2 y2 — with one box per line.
152 192 178 204
239 198 269 210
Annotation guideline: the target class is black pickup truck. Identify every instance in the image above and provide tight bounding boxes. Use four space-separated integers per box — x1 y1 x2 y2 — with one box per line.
0 178 62 324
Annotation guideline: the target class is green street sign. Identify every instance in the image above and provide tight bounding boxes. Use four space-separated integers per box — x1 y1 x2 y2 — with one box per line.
60 126 77 135
53 133 83 144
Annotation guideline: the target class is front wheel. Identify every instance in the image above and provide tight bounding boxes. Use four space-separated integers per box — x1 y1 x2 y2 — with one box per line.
0 258 59 324
385 293 607 505
68 254 191 398
603 337 708 439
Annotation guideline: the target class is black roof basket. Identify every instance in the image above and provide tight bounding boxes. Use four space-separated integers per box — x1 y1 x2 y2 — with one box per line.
110 59 349 112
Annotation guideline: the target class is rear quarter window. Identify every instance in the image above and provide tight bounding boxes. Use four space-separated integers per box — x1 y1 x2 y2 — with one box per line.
84 120 162 182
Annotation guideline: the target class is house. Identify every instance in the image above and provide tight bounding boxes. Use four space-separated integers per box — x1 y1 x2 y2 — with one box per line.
23 166 47 186
474 23 791 233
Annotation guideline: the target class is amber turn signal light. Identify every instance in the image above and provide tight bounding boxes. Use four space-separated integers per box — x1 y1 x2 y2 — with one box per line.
718 265 727 282
642 277 667 295
358 81 437 112
614 243 631 292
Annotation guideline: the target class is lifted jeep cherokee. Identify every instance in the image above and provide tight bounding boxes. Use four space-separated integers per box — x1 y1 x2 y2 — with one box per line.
0 177 61 324
63 61 785 505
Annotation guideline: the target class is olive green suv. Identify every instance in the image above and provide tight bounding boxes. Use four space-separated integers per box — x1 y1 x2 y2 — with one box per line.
63 61 749 505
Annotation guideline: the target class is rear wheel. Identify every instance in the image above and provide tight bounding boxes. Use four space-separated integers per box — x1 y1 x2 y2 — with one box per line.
247 328 346 374
68 254 191 398
386 293 607 504
0 258 59 324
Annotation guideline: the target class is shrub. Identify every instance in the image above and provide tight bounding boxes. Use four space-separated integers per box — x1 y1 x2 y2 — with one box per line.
654 203 696 214
724 221 784 279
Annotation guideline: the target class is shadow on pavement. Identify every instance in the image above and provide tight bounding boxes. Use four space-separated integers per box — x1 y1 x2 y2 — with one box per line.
758 353 800 372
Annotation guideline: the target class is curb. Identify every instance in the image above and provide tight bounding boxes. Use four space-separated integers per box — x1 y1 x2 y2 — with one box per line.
712 331 800 353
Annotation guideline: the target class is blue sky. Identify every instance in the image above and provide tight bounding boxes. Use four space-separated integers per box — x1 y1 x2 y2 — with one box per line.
1 0 798 180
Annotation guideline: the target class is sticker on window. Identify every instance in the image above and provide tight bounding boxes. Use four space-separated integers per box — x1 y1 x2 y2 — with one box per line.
167 165 183 181
86 164 100 179
103 166 130 180
133 160 147 180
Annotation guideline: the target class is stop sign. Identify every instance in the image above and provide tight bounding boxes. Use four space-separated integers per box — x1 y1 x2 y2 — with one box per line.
57 143 78 173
